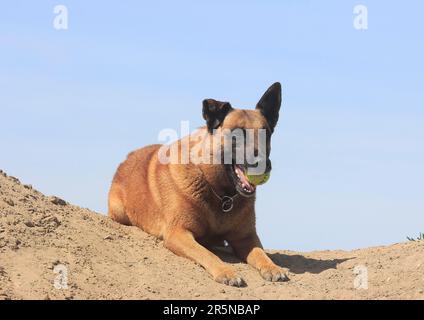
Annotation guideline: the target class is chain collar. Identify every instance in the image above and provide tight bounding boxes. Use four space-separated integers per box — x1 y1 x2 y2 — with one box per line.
208 186 239 213
196 166 239 213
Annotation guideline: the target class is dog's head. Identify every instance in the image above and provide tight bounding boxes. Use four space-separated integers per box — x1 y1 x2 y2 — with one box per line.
202 82 282 197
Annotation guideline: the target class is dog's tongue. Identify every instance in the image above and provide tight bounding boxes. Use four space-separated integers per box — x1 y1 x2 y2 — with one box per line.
235 165 255 193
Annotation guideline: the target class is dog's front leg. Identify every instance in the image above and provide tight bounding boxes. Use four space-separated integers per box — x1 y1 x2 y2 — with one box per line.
164 228 245 287
231 233 289 282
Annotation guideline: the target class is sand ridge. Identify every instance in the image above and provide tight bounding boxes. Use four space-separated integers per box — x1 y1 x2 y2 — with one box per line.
0 169 423 300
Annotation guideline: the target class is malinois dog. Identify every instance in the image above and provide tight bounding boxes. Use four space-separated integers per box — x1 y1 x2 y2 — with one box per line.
108 83 288 286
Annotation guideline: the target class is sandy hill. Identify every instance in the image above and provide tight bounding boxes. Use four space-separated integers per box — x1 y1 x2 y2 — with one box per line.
0 169 423 300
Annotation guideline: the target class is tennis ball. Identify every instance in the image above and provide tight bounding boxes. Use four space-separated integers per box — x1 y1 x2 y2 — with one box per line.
246 172 270 186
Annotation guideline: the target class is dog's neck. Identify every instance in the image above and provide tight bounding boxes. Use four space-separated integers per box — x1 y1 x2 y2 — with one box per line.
188 128 238 197
197 163 237 197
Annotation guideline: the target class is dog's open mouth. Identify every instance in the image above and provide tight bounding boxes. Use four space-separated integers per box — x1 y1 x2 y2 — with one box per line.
230 164 256 197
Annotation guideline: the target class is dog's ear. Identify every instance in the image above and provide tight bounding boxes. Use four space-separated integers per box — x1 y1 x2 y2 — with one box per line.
256 82 282 132
202 99 233 134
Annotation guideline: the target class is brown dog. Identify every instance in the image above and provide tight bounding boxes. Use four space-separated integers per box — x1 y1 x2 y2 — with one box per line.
108 83 288 286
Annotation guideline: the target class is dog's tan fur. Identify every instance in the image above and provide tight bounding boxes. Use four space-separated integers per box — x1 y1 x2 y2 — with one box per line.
108 83 288 286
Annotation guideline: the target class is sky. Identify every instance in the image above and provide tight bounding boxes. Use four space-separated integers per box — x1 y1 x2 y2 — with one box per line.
1 1 423 251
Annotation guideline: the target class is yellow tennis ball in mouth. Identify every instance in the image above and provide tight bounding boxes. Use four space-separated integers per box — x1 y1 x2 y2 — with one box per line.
246 172 270 186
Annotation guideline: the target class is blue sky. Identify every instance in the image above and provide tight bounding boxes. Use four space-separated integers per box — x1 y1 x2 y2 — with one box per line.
1 1 423 251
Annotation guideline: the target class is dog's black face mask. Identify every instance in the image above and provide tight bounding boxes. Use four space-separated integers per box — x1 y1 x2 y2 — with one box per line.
202 83 282 197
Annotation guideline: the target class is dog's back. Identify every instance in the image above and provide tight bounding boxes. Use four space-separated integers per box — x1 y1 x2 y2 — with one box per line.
108 144 164 233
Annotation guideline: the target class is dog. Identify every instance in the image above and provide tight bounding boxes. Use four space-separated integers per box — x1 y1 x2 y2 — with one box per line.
108 83 288 286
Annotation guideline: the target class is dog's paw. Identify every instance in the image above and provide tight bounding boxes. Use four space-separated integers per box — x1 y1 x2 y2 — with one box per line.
214 268 246 287
260 265 290 282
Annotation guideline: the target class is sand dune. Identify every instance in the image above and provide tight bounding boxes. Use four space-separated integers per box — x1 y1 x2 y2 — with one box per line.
0 169 423 300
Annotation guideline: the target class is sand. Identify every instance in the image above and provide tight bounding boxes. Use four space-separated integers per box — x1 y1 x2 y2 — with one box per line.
0 169 423 300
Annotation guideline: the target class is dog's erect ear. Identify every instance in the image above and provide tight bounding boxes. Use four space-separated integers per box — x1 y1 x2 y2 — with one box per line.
256 82 282 132
202 99 233 134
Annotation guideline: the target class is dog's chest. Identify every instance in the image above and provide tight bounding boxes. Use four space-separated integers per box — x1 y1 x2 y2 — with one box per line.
205 208 246 236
